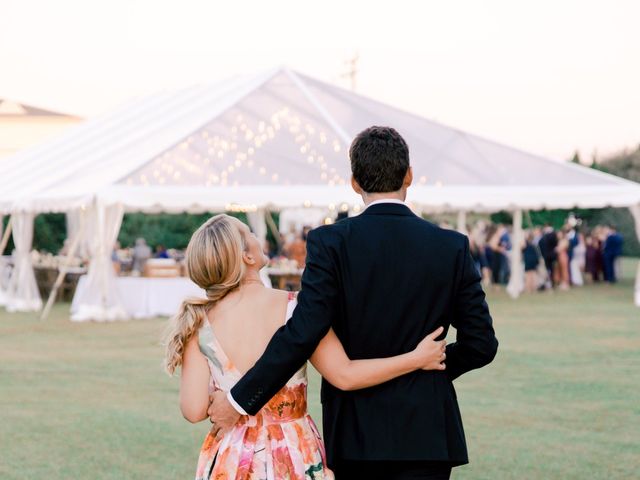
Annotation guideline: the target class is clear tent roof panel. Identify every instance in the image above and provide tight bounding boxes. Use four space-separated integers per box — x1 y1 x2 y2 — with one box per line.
3 67 639 215
120 72 352 188
300 72 626 187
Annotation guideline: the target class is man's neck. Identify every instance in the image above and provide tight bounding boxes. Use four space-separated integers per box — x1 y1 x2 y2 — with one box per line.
362 192 406 207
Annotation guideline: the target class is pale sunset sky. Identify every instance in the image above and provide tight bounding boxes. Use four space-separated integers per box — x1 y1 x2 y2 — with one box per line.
1 0 638 161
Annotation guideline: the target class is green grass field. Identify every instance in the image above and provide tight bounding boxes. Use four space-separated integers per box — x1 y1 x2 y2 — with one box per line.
1 260 639 479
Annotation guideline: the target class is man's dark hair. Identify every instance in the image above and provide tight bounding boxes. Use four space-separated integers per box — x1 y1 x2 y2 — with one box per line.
349 126 410 193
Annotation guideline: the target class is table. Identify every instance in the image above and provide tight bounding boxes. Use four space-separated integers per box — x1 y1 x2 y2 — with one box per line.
265 267 304 291
72 275 204 319
34 266 87 302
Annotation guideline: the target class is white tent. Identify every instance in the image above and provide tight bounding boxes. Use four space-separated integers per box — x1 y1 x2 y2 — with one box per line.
2 67 640 317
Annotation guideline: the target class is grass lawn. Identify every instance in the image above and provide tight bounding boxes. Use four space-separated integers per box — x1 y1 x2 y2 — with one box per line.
1 259 639 479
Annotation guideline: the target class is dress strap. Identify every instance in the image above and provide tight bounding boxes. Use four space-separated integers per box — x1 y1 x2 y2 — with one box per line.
285 292 298 324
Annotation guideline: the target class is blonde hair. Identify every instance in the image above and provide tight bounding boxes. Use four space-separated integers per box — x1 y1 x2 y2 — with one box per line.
163 214 247 374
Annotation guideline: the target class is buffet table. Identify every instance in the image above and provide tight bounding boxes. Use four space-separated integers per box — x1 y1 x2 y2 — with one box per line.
72 275 204 319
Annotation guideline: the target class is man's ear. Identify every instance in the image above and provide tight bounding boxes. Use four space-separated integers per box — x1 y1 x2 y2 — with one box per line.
403 167 413 188
351 176 363 195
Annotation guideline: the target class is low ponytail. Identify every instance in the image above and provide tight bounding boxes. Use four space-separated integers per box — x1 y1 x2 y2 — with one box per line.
163 297 211 375
162 214 247 375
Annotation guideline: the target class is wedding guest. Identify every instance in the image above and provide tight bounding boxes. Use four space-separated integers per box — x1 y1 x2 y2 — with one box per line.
154 244 170 259
603 225 624 283
283 229 308 268
570 232 586 286
488 225 509 288
556 231 570 291
483 224 497 286
532 226 544 247
585 234 602 282
165 215 449 479
499 226 512 283
566 226 578 283
523 233 540 293
538 225 558 289
112 241 121 275
132 237 152 273
469 226 481 273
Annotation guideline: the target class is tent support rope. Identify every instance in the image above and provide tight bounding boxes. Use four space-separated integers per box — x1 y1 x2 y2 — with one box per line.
0 216 12 255
264 210 281 250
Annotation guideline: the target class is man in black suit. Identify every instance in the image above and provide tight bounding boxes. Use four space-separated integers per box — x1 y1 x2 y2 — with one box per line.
209 126 498 479
538 225 558 289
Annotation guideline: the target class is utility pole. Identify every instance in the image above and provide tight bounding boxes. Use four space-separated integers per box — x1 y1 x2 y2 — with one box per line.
341 53 360 92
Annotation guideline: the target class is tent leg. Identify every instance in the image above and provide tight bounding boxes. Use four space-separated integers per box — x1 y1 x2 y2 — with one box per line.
506 209 524 299
40 212 85 321
0 216 12 255
628 203 640 306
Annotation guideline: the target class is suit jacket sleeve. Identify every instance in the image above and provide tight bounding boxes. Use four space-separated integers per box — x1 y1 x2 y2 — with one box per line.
230 228 337 415
445 236 499 381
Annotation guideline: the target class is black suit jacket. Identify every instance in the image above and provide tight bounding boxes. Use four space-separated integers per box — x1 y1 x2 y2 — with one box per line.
231 202 498 467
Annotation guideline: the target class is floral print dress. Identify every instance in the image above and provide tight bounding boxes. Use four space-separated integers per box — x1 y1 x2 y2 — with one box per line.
195 293 333 480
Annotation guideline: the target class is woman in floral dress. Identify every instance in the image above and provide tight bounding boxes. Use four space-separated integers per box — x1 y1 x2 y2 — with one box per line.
164 215 447 480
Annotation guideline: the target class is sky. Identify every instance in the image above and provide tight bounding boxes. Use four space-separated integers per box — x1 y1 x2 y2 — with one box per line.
1 0 639 161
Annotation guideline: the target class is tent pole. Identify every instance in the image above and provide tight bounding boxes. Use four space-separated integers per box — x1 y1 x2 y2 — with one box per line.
0 216 13 255
40 211 85 321
628 203 640 306
506 209 524 299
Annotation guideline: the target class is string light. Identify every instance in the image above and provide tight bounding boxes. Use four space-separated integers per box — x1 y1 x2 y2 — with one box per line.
121 101 352 192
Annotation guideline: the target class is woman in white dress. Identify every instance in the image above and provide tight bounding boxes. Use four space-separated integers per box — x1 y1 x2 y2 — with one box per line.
570 232 586 286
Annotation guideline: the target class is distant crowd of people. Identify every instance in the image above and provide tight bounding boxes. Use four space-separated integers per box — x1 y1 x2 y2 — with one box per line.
101 218 625 288
467 221 624 292
109 238 180 275
268 226 312 268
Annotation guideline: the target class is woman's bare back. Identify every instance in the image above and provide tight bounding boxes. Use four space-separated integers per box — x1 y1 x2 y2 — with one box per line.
206 285 290 374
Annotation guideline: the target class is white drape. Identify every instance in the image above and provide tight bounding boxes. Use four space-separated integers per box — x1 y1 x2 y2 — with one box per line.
506 209 525 299
247 209 268 252
5 212 42 312
71 203 127 321
628 203 640 306
66 210 91 259
0 214 7 306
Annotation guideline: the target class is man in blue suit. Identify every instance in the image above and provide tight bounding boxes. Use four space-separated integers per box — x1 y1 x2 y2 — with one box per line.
603 225 624 283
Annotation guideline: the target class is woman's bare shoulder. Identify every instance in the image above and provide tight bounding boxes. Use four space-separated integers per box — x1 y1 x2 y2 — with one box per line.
259 289 293 327
263 287 291 303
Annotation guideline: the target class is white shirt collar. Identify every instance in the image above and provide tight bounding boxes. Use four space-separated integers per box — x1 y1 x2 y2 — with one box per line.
364 198 407 210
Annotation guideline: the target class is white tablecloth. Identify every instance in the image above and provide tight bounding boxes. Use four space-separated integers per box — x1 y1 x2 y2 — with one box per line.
72 275 204 319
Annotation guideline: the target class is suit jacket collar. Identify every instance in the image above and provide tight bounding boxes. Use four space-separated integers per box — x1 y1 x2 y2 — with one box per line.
360 202 416 217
